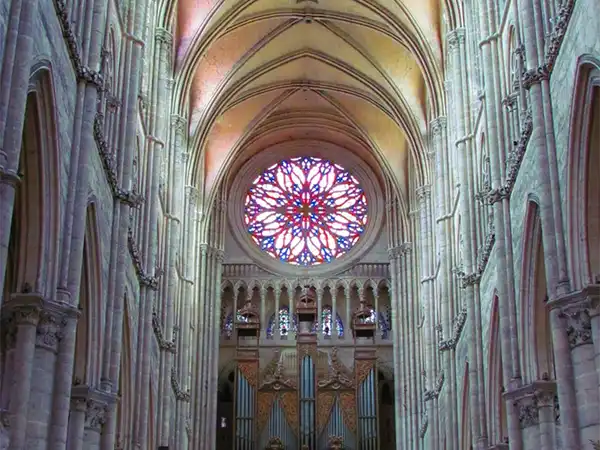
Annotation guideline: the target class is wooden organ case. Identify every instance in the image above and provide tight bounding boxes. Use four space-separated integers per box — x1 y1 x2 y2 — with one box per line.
231 287 383 450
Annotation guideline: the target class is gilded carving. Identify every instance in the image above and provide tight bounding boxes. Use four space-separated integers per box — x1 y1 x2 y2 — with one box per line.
317 392 336 434
339 392 356 433
355 359 374 384
257 392 276 433
238 361 258 387
280 391 299 435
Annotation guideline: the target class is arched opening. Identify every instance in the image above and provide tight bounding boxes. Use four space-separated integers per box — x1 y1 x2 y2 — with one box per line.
585 84 600 279
567 59 600 288
378 371 396 449
217 369 235 449
521 201 555 382
0 76 60 408
115 299 132 449
488 295 508 444
461 364 473 450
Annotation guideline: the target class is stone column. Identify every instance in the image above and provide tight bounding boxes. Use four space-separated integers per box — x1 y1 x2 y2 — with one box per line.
5 300 40 450
260 285 267 340
534 384 558 450
157 113 187 446
416 184 439 449
447 27 490 450
331 287 337 340
431 116 458 450
66 398 87 450
207 249 224 449
47 307 79 450
589 287 600 403
477 0 527 444
345 287 352 338
289 286 295 339
0 0 41 303
509 389 540 449
388 247 403 449
374 288 380 337
550 290 599 445
132 25 170 450
82 397 109 449
316 286 323 337
274 286 281 339
27 301 80 450
99 0 147 445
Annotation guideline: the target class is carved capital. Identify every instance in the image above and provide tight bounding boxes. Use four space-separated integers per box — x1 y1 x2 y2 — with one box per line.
430 117 447 137
486 186 510 205
515 396 539 429
215 249 225 263
85 398 108 431
171 115 187 135
522 65 550 90
447 28 466 50
155 27 173 46
416 185 431 202
561 305 592 349
36 309 67 352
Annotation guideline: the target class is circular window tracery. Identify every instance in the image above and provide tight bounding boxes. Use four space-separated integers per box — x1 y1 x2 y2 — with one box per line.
244 156 368 266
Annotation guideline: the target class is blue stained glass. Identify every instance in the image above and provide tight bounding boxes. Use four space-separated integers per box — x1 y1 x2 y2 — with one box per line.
266 306 297 337
320 306 344 337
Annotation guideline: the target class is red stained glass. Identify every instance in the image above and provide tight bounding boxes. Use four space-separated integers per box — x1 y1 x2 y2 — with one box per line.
244 157 368 266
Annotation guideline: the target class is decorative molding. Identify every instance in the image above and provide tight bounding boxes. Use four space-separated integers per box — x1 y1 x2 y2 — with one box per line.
438 307 467 351
0 166 21 187
419 409 428 438
170 368 191 402
522 65 550 90
545 0 576 73
152 309 176 353
561 305 592 349
93 114 145 207
486 186 510 205
84 398 109 431
36 309 67 353
53 0 103 90
549 286 596 348
447 28 466 50
504 109 533 193
227 142 385 278
127 228 160 290
424 371 445 401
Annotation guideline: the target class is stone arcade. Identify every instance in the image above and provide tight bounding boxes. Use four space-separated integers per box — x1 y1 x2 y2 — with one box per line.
0 0 599 449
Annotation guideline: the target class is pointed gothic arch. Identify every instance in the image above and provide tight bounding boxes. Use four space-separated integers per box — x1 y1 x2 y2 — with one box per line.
567 56 600 288
520 199 555 382
4 65 61 298
72 202 104 385
487 294 508 444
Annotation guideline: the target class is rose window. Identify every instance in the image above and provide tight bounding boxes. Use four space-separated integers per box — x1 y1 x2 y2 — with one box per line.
244 156 368 266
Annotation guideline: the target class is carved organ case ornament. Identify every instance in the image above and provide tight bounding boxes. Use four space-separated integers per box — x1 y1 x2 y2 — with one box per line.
229 284 383 450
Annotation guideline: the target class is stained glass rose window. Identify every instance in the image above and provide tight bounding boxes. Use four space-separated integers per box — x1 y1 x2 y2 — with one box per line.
244 157 368 266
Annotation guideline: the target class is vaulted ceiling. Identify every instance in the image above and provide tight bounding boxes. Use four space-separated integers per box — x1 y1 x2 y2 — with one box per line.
163 0 457 205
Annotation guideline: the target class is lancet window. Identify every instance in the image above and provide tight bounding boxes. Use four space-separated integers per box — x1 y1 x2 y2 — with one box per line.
320 306 344 337
266 306 297 337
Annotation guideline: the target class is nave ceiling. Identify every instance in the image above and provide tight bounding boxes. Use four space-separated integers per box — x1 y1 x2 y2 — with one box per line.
161 0 458 208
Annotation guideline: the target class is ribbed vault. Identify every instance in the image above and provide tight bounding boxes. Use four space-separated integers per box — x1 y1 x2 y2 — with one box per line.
163 0 456 209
